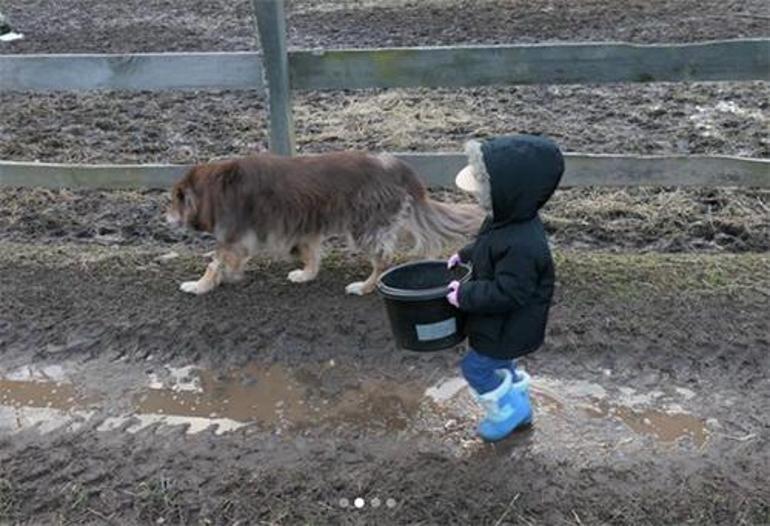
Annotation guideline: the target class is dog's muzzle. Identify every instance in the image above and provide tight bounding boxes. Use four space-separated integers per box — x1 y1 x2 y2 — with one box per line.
165 211 183 228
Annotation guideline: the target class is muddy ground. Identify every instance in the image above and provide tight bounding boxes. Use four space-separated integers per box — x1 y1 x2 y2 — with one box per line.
1 186 769 254
0 188 767 524
1 82 768 165
1 0 770 524
1 0 769 54
0 244 768 525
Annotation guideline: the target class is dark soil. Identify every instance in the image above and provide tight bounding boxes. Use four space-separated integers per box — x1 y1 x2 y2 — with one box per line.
2 0 769 55
1 186 768 253
0 246 768 525
1 82 767 165
1 1 769 524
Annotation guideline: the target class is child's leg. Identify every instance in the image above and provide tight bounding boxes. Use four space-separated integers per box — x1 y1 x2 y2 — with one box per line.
461 349 516 394
461 350 533 442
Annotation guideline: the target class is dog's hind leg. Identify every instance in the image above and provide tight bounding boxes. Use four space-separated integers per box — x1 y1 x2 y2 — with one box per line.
288 235 322 283
345 212 403 296
221 245 251 284
345 256 385 296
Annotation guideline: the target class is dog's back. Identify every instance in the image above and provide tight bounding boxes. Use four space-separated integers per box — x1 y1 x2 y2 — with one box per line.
169 150 482 295
181 152 423 244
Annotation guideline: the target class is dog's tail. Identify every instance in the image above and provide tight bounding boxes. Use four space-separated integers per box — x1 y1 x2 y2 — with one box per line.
404 198 484 257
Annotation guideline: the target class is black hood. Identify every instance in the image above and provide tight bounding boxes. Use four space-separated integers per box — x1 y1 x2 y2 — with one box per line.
467 135 564 226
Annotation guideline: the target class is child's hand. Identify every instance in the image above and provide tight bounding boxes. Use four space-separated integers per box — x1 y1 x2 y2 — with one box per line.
446 280 461 308
447 253 462 269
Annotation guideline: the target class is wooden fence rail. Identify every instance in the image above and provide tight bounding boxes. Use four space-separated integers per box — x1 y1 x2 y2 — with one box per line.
0 0 768 188
2 154 767 189
1 39 768 92
289 39 770 90
0 52 265 92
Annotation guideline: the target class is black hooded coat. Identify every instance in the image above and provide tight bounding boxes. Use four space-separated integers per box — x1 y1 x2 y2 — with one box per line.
457 135 564 359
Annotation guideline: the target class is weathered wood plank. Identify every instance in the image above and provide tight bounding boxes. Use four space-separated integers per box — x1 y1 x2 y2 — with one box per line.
253 0 295 155
0 161 190 188
398 153 770 188
1 154 767 189
0 52 265 92
2 39 767 93
290 39 770 90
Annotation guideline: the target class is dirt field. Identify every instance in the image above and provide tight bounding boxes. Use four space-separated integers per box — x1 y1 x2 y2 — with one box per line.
1 0 769 524
1 82 769 165
1 186 769 254
2 0 769 53
1 245 768 525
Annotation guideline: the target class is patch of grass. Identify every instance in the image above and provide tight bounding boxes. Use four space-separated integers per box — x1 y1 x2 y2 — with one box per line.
555 252 770 302
290 0 495 15
134 477 186 524
0 478 18 522
543 187 770 252
294 89 483 152
61 482 89 512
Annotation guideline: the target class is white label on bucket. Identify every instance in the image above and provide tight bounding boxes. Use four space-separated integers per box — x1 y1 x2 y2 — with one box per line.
415 318 457 341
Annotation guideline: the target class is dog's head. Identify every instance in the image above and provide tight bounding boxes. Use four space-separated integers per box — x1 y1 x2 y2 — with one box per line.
166 166 208 231
166 161 247 233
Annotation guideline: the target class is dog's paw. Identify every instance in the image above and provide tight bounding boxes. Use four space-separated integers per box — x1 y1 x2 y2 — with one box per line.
288 269 315 283
345 281 372 296
180 281 207 295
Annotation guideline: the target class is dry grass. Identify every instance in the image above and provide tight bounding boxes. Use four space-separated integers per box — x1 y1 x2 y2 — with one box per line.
2 82 767 164
293 90 484 152
289 0 484 15
292 82 769 157
432 186 770 252
543 187 770 251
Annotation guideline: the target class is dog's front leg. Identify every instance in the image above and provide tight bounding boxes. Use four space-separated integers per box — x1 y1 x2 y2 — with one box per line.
288 235 322 283
180 255 223 295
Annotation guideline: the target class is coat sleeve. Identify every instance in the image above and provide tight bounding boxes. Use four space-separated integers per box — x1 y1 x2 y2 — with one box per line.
458 248 538 314
457 241 476 263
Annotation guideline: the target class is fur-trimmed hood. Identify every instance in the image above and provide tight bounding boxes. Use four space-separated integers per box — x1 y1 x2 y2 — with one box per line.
464 135 564 226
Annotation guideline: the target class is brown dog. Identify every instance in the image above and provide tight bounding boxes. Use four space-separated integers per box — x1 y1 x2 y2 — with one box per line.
166 151 482 295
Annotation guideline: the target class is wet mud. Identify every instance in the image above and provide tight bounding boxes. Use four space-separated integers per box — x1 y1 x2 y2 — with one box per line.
0 246 767 524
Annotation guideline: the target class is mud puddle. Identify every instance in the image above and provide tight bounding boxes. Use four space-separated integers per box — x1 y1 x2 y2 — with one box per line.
531 378 710 448
108 363 425 435
0 365 96 433
582 403 708 447
0 362 712 454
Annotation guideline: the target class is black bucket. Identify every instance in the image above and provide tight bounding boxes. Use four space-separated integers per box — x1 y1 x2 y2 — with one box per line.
377 260 472 352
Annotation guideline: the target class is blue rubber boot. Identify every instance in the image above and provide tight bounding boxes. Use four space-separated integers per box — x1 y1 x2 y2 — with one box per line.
476 369 533 442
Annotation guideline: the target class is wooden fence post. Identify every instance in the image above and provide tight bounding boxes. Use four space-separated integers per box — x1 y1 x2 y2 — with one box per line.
252 0 295 155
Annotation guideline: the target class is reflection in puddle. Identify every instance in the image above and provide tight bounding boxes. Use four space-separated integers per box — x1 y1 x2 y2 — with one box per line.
0 371 96 433
532 376 709 447
0 363 711 450
585 403 708 447
133 364 423 433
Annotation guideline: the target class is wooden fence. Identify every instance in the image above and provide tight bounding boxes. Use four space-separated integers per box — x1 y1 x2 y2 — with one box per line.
0 0 768 188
